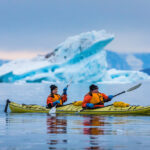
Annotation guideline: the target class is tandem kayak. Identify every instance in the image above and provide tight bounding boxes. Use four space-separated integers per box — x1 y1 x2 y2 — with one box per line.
5 100 150 115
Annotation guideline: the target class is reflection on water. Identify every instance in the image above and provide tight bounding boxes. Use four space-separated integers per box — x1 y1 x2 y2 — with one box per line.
47 115 67 134
45 114 150 150
83 116 106 135
47 115 68 149
46 115 108 149
82 116 106 150
0 112 150 150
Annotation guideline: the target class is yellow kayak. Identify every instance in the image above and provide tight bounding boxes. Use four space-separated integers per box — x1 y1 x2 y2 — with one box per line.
7 100 150 115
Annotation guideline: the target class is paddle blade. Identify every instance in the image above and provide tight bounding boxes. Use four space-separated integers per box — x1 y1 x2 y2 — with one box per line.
127 83 142 92
49 106 56 114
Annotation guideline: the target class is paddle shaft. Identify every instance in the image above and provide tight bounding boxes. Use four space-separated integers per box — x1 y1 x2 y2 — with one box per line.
113 91 125 98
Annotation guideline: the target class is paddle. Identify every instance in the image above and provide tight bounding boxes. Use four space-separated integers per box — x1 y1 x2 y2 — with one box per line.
49 80 72 114
77 83 142 113
113 83 142 98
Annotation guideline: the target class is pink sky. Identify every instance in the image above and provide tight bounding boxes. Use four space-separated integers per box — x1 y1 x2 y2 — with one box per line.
0 51 47 60
0 0 150 60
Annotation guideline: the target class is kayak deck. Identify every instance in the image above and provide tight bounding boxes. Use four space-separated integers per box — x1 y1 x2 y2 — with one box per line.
57 104 150 115
9 102 50 113
8 101 150 115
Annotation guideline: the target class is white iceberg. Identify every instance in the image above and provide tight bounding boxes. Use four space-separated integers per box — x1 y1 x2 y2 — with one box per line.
0 30 149 83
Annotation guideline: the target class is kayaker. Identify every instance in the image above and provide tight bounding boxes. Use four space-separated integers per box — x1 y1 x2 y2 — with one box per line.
46 84 67 108
82 84 113 109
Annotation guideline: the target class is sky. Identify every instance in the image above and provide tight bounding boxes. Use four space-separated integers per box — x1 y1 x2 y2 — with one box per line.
0 0 150 60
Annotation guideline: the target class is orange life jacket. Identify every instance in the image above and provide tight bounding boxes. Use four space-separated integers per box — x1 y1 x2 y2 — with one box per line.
47 94 63 106
82 92 107 108
90 93 104 104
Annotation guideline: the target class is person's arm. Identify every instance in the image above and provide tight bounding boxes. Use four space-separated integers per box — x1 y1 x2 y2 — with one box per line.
82 94 92 108
61 94 67 103
102 93 113 102
47 96 54 107
60 87 68 104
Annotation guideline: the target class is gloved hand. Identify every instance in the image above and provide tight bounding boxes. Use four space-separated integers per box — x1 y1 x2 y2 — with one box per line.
86 103 94 108
53 100 60 106
108 95 114 100
63 87 68 95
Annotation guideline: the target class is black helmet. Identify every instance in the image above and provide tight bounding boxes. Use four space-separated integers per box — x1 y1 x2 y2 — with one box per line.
89 84 98 91
50 84 57 91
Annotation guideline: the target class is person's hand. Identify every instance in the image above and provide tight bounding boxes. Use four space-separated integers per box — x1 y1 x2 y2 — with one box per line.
53 100 60 106
86 103 94 108
108 95 114 100
56 100 60 104
63 87 67 95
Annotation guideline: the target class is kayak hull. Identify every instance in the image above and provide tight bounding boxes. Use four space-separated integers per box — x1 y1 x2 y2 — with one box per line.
9 102 50 113
9 101 150 115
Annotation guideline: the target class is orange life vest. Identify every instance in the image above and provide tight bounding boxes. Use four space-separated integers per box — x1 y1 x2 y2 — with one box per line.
47 94 63 105
90 93 104 104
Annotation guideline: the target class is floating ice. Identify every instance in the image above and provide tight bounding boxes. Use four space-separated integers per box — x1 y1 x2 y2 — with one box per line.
0 30 149 83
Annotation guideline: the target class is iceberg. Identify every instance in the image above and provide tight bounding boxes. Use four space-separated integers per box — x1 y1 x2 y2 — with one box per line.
0 30 149 83
101 69 150 83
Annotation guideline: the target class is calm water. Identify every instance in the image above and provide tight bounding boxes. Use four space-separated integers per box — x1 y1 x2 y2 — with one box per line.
0 82 150 150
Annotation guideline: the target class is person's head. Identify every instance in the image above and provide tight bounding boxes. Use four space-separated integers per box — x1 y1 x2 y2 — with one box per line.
50 84 58 94
89 84 99 93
